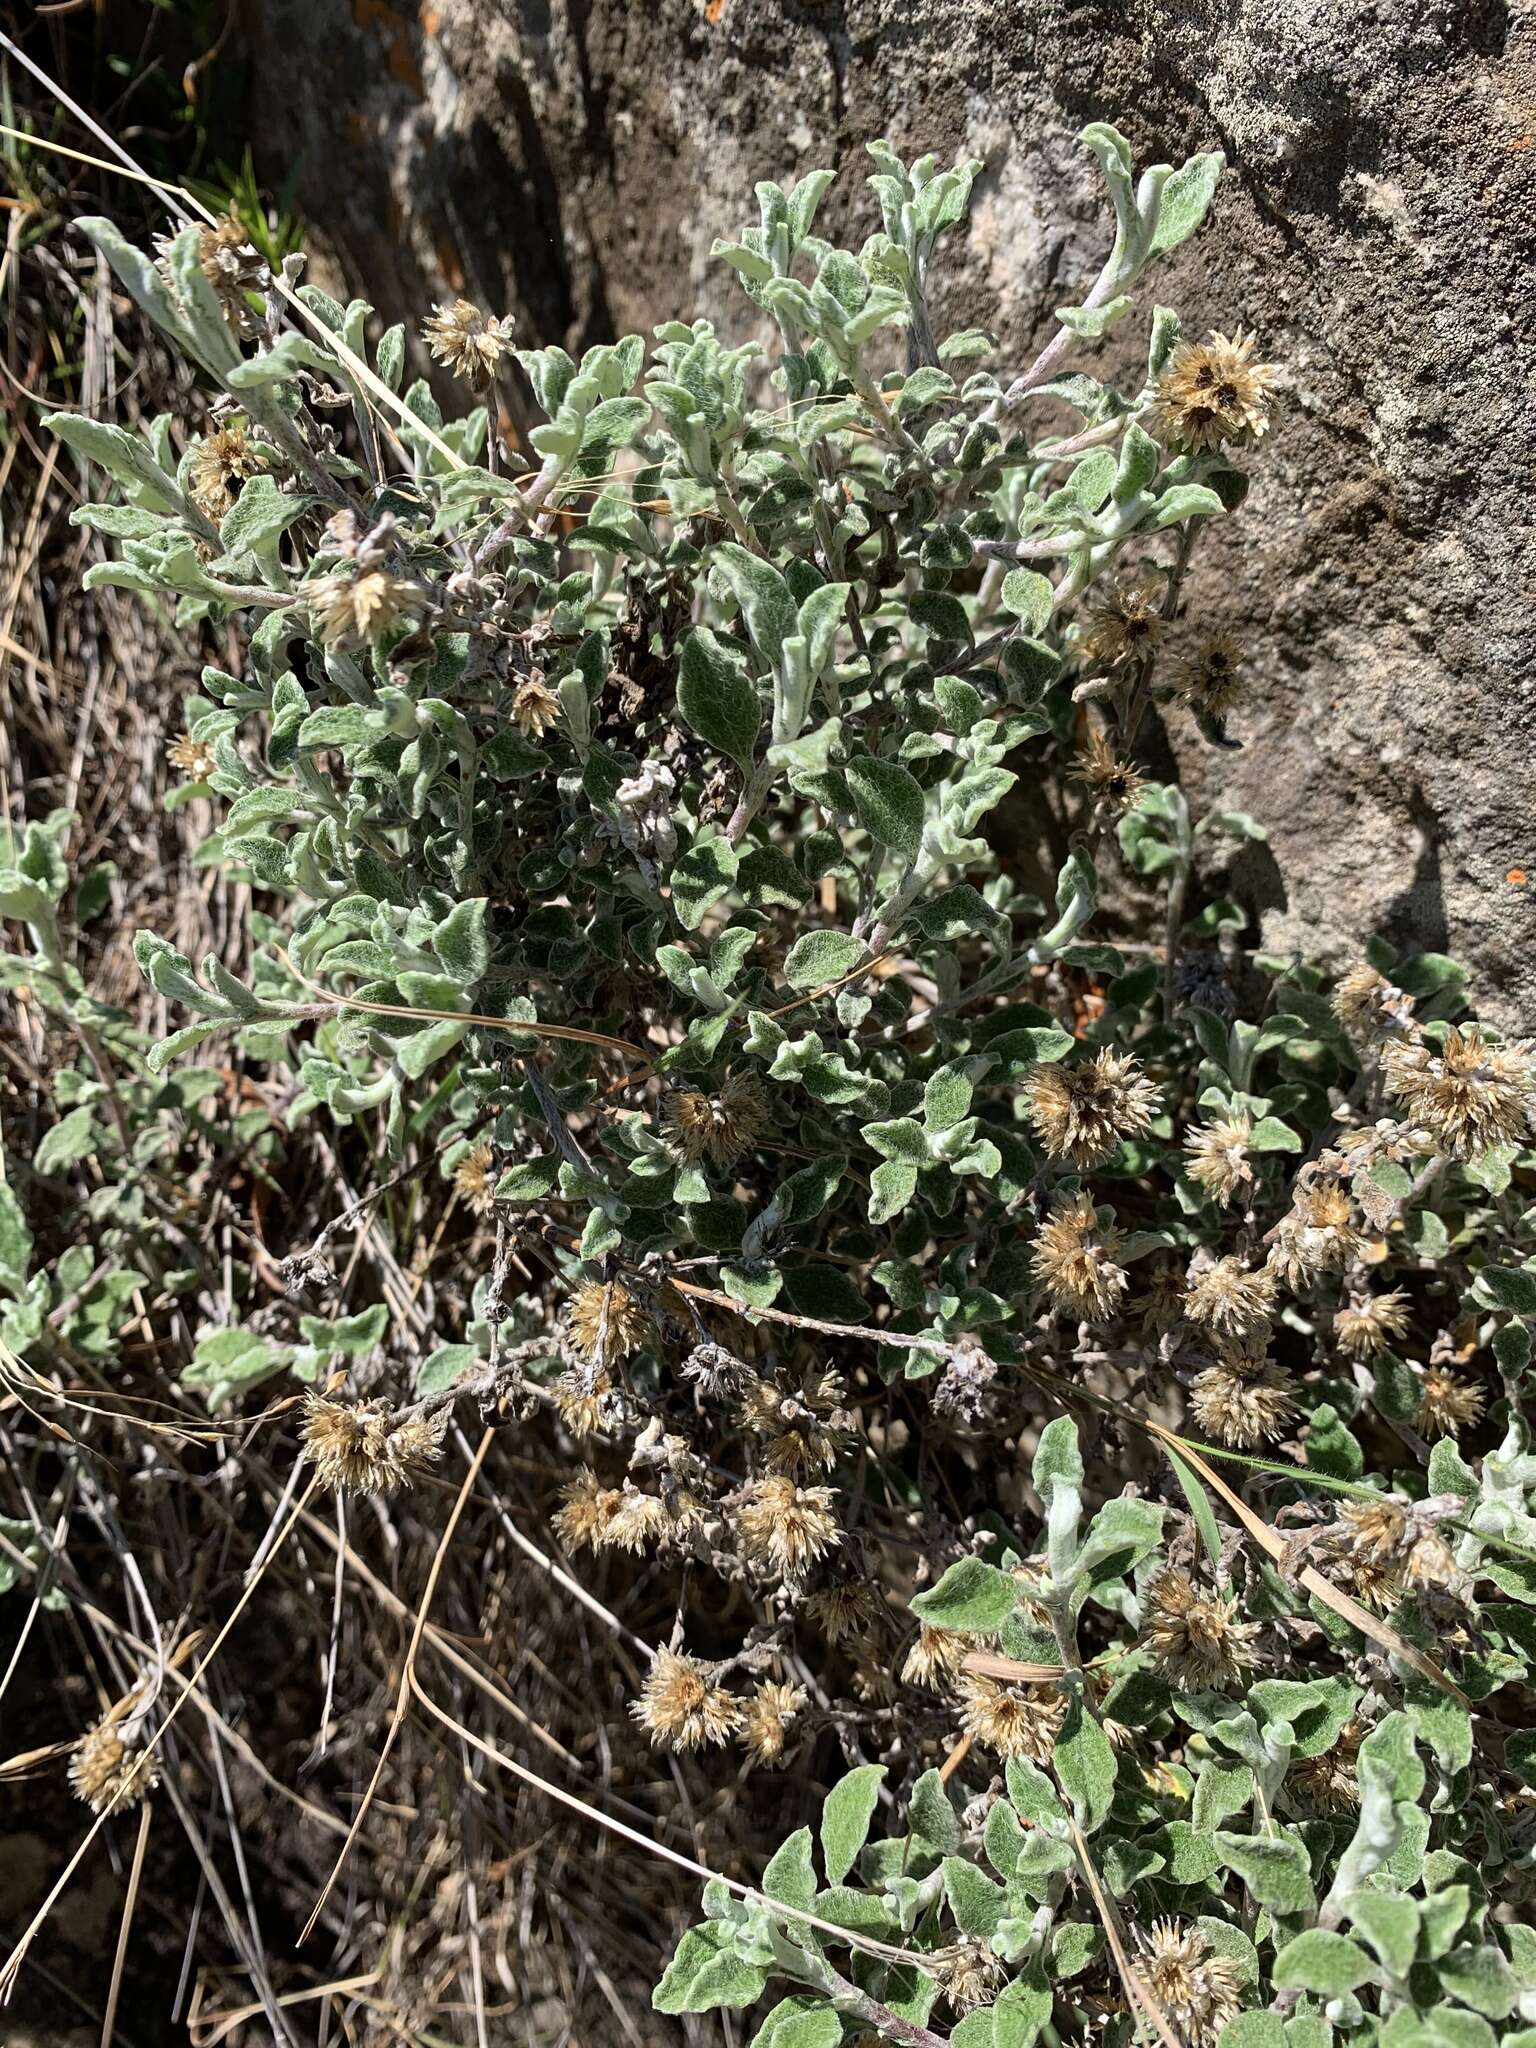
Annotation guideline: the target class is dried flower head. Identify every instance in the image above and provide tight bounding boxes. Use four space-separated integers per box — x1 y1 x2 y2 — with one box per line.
553 1466 625 1551
70 1714 159 1815
958 1673 1066 1762
736 1475 842 1580
741 1680 806 1766
630 1648 740 1751
1168 632 1247 721
902 1622 972 1690
1031 1191 1128 1320
1072 725 1147 816
189 418 264 521
178 214 268 330
742 1372 852 1477
302 1393 447 1495
1335 1495 1410 1567
1334 1288 1412 1359
1138 1261 1187 1336
1384 1025 1535 1160
937 1942 1008 2013
663 1072 771 1168
1413 1365 1486 1440
1025 1049 1160 1168
1154 329 1276 453
423 299 514 389
1288 1720 1363 1815
1139 1568 1258 1691
1267 1181 1368 1288
1182 1256 1275 1341
1080 573 1165 669
452 1139 497 1215
1184 1111 1254 1207
310 569 416 650
167 730 218 781
552 1369 618 1439
1138 1917 1244 2046
1332 963 1416 1041
806 1580 886 1646
510 672 561 738
1188 1350 1299 1448
567 1279 653 1366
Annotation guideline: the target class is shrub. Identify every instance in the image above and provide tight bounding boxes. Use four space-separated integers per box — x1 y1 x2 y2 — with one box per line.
24 124 1536 2046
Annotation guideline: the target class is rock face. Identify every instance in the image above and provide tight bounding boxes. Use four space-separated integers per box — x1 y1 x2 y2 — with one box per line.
247 0 1534 1017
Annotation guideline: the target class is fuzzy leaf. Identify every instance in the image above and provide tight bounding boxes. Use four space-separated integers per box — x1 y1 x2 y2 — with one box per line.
819 1763 885 1884
910 1556 1019 1632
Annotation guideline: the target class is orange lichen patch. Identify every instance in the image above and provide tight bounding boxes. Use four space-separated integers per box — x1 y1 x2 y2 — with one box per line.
705 0 728 20
354 0 424 95
1507 868 1528 887
419 2 442 33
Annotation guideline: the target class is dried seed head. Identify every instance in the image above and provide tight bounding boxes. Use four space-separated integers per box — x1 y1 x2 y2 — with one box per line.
1072 725 1147 816
1332 963 1416 1041
1187 1351 1299 1448
194 215 268 327
167 730 218 781
630 1648 740 1752
1335 1495 1409 1566
740 1680 806 1766
310 569 416 650
1413 1365 1486 1440
1267 1181 1368 1289
69 1715 158 1815
302 1394 447 1495
957 1674 1067 1762
452 1139 497 1216
902 1622 973 1690
1288 1720 1363 1815
663 1072 771 1168
1031 1191 1129 1320
1139 1568 1258 1692
553 1466 625 1551
1334 1288 1412 1359
551 1369 618 1439
806 1580 886 1646
1025 1049 1160 1169
735 1475 842 1580
1153 330 1276 453
567 1280 653 1366
422 298 514 389
510 672 561 738
937 1942 1008 2013
1182 1256 1275 1341
1383 1025 1535 1159
1183 1111 1254 1207
1080 573 1166 669
1168 632 1247 721
189 418 264 521
1138 1916 1245 2046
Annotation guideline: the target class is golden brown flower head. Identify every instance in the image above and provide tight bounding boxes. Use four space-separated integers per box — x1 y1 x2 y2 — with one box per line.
735 1475 842 1580
1187 1350 1299 1448
553 1466 624 1551
1267 1181 1368 1289
742 1370 852 1477
806 1579 887 1646
957 1673 1066 1762
1139 1568 1258 1692
1153 329 1276 453
1335 1495 1409 1567
189 418 264 522
1413 1365 1486 1440
1025 1049 1160 1169
567 1279 653 1366
663 1072 772 1169
1334 1288 1412 1360
1383 1025 1535 1160
167 730 218 781
1072 725 1147 817
740 1680 806 1766
1288 1720 1363 1816
902 1622 973 1690
302 1393 447 1495
1182 1256 1275 1341
1331 963 1416 1042
1168 632 1247 721
1184 1111 1254 1207
70 1715 158 1816
310 569 417 651
552 1369 616 1439
423 299 514 389
630 1648 740 1751
510 671 561 738
1079 572 1165 669
1031 1191 1129 1320
452 1139 497 1216
1138 1916 1245 2047
195 215 268 326
937 1943 1009 2014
